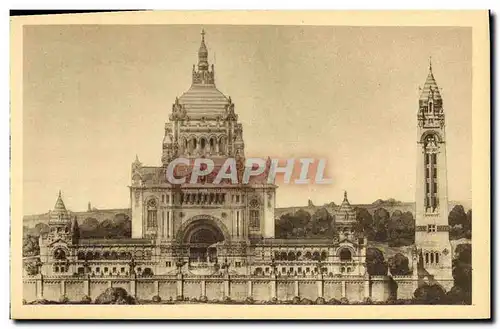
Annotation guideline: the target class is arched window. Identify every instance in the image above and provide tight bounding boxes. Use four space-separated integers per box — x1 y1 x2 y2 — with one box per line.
430 252 434 264
249 199 260 229
305 251 312 260
287 251 296 261
53 248 66 260
219 136 226 155
425 252 429 264
200 138 206 150
339 248 352 262
435 252 440 264
147 199 158 228
254 267 263 276
313 251 320 261
209 138 215 153
280 251 287 260
321 251 328 261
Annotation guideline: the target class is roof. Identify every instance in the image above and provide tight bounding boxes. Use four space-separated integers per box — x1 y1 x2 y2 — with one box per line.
77 238 153 246
419 66 442 102
254 238 335 246
49 191 70 223
179 84 229 116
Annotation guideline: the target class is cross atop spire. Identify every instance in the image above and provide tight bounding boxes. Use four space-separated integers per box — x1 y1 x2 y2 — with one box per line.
429 56 433 73
198 29 209 71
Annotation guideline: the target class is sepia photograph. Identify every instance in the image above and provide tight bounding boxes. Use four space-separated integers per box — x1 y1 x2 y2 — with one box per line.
10 10 490 320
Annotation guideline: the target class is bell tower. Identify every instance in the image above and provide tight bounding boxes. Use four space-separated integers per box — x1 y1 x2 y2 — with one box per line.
415 59 453 287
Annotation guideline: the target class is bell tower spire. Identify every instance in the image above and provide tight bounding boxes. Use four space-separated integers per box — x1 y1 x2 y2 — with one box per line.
192 29 215 85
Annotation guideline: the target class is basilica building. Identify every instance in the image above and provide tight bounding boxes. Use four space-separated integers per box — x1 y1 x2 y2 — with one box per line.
29 31 452 302
37 31 366 280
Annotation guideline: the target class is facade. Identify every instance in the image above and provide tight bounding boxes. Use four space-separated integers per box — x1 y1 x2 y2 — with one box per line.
25 32 452 303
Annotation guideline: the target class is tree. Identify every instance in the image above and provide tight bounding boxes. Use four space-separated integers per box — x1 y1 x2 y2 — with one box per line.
33 223 50 236
449 205 470 240
308 208 334 238
80 217 99 238
23 235 40 257
373 208 390 242
388 211 415 247
388 253 411 275
355 207 374 239
72 218 80 244
366 247 388 275
448 244 472 304
413 284 447 304
449 205 467 226
275 210 311 238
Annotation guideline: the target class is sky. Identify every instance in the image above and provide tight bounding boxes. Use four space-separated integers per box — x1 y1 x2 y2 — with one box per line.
23 25 472 215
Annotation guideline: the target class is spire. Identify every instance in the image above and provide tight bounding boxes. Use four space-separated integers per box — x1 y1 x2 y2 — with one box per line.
343 190 348 202
419 58 442 102
198 29 209 71
50 190 69 222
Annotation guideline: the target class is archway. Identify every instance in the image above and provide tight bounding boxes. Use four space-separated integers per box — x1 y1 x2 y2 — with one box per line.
178 217 227 263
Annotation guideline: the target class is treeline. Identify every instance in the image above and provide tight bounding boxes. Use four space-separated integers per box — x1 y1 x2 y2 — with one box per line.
365 244 471 304
275 204 472 245
23 214 132 257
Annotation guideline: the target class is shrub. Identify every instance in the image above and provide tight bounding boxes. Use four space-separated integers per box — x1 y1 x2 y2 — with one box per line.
30 299 54 305
291 296 301 305
184 297 190 301
22 299 27 305
413 284 446 305
270 297 278 304
94 287 135 305
340 297 349 305
176 295 184 301
81 295 92 304
59 295 69 304
315 297 326 305
152 295 161 303
223 296 232 303
199 295 208 303
244 297 254 304
300 298 313 305
363 297 373 304
328 298 341 305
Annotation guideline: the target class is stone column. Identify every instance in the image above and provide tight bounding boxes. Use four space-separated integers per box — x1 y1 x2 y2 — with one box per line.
341 280 346 298
294 277 299 297
224 274 230 298
60 280 66 297
36 274 44 300
247 280 252 297
169 211 174 238
270 275 277 299
154 280 159 296
129 276 137 298
108 280 112 288
176 273 183 298
83 276 90 297
201 280 206 297
364 274 370 299
317 275 323 298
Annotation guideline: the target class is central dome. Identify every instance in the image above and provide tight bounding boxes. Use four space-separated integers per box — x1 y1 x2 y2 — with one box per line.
178 84 230 117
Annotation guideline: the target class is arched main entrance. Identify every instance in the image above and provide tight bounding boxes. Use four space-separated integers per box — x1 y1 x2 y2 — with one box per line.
177 216 228 263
